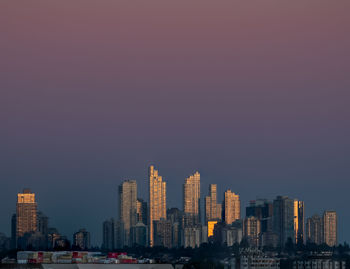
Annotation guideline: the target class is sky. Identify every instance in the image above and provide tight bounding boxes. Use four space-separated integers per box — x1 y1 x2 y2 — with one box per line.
0 0 350 246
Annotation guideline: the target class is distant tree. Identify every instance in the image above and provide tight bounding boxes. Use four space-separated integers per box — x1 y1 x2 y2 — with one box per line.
183 259 223 269
305 242 317 252
240 237 249 249
284 237 295 254
296 239 306 252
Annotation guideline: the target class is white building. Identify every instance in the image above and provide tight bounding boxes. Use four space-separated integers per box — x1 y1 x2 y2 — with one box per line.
229 250 280 269
293 259 345 269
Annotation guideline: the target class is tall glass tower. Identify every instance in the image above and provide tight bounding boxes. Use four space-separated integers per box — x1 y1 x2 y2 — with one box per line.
148 165 166 247
183 171 201 225
16 189 37 241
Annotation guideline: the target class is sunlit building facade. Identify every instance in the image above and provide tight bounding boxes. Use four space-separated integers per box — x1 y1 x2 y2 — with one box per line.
323 211 337 247
183 171 201 225
223 190 240 225
16 189 37 242
118 180 137 247
205 184 221 222
149 165 167 247
243 216 261 247
294 200 305 244
207 220 218 238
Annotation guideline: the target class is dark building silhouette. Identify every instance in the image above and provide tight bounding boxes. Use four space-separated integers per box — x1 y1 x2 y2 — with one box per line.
47 227 61 250
114 220 125 249
213 221 243 247
0 233 10 251
273 196 294 247
73 228 90 250
167 208 183 248
102 218 115 250
11 214 16 249
306 214 323 245
131 222 148 247
246 199 273 233
136 199 148 226
37 212 48 236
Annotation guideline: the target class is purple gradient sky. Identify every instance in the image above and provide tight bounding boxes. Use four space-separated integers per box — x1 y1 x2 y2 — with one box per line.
1 0 350 245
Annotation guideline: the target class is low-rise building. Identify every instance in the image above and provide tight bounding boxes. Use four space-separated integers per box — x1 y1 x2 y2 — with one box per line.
229 249 280 269
293 252 346 269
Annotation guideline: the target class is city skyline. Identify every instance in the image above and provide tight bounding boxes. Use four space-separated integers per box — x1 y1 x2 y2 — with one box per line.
2 167 345 247
4 165 340 248
1 0 349 248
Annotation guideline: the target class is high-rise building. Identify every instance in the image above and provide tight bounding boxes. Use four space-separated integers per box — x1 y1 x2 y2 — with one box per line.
205 184 221 222
183 171 201 225
36 211 49 248
102 218 115 250
246 199 276 247
131 223 148 247
261 231 279 248
26 231 46 250
153 219 172 248
47 228 61 250
171 222 181 248
114 220 125 249
16 189 37 243
306 214 322 245
213 222 243 247
167 208 182 248
243 216 261 247
148 165 166 247
11 214 16 249
37 211 48 237
73 228 90 250
323 211 337 247
246 199 273 234
273 196 294 247
167 208 182 224
54 236 70 250
223 190 240 225
119 180 137 247
201 225 208 244
294 200 305 244
0 233 10 251
183 226 202 248
136 199 148 225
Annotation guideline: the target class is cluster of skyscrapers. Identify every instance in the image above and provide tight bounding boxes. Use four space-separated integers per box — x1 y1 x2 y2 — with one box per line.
102 165 338 250
10 189 91 250
4 165 338 251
